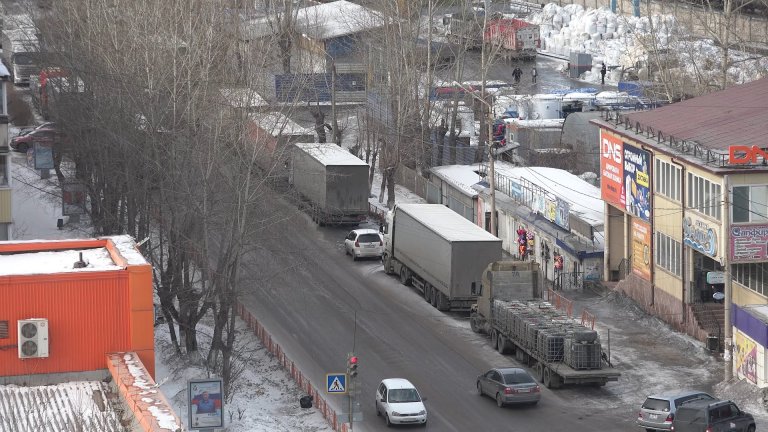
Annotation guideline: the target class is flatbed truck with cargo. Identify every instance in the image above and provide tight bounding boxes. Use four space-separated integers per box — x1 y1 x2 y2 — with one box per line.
470 261 620 388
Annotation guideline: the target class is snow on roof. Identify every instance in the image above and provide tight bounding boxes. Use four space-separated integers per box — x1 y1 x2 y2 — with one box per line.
0 381 123 431
503 118 564 128
493 162 604 226
0 236 147 276
0 247 121 276
430 164 483 197
297 0 384 40
397 203 500 242
220 87 267 108
294 142 367 166
108 235 149 266
249 112 313 136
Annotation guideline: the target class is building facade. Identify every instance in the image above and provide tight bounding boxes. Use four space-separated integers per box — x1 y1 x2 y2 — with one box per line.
0 236 155 381
593 77 768 387
0 65 10 240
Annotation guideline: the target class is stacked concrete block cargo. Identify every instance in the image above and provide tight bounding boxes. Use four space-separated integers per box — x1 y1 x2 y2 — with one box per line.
492 299 602 370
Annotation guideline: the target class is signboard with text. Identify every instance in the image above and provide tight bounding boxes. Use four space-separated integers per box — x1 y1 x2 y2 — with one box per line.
600 131 624 208
631 219 652 281
731 224 768 262
622 142 651 221
188 379 224 430
683 214 719 258
599 131 651 221
62 182 87 216
33 142 54 170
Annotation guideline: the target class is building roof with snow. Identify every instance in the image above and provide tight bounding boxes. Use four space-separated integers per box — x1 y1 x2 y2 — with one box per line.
249 112 313 137
297 0 384 40
294 142 367 166
0 381 124 432
220 88 268 109
0 235 148 276
492 162 604 227
430 164 483 197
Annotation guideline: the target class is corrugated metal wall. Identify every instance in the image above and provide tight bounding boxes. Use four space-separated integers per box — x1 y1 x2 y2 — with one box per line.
0 272 133 377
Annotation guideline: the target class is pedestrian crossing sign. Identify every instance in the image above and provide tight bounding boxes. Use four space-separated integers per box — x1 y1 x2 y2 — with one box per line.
326 373 347 394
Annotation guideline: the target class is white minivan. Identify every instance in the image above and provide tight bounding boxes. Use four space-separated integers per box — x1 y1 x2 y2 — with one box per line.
375 378 427 427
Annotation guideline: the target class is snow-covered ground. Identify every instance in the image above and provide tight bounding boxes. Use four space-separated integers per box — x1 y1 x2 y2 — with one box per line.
154 318 333 432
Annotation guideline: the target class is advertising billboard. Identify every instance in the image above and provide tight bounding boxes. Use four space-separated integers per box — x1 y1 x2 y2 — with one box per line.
631 219 652 281
600 131 623 207
188 379 224 430
622 142 651 221
731 224 768 262
735 330 757 384
600 131 652 221
683 214 719 258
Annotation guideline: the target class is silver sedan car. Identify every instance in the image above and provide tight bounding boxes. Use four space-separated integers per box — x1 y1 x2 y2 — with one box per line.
477 367 541 407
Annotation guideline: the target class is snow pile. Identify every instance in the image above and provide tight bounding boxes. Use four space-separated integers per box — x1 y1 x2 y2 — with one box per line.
529 4 768 86
530 5 676 80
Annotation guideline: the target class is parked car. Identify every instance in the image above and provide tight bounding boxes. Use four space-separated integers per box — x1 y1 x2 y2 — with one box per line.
375 378 427 427
637 390 714 431
10 124 59 152
477 367 541 407
344 228 383 261
671 399 755 432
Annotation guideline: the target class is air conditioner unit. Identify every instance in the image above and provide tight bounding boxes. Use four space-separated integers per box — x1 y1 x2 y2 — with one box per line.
18 319 49 359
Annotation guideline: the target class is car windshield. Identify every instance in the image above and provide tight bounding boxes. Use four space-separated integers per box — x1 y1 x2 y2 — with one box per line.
358 234 380 243
388 389 421 403
503 371 534 384
642 398 671 412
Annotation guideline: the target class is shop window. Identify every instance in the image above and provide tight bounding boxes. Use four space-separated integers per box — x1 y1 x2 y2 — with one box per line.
0 321 7 339
732 185 768 223
655 231 681 276
0 155 7 186
686 173 721 220
732 262 768 296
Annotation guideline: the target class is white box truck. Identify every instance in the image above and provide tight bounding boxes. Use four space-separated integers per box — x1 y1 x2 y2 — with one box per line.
382 203 503 311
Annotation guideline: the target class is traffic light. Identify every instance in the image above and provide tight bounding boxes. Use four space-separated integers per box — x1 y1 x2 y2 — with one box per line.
347 354 358 379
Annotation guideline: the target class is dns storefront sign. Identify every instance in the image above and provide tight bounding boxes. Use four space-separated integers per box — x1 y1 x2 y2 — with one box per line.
599 131 652 221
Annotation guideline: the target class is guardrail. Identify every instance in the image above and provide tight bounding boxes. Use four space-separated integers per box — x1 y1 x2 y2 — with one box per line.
545 287 573 318
580 309 596 330
368 202 387 222
236 302 350 432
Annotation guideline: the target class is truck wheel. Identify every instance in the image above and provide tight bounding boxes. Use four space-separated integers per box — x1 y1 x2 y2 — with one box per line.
383 254 392 274
535 363 544 383
399 267 411 286
423 284 431 302
490 330 498 349
543 368 552 388
469 314 480 333
436 292 450 311
430 289 438 307
497 335 507 354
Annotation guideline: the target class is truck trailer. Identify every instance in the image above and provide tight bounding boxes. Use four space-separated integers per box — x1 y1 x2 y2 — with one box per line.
1 28 39 85
289 142 369 226
382 203 503 312
484 18 540 61
470 261 620 388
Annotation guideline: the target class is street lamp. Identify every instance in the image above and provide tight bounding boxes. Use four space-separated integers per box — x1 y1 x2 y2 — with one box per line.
451 80 498 236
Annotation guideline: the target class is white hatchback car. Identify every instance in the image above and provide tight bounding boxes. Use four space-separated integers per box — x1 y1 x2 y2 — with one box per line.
344 229 384 261
375 378 427 427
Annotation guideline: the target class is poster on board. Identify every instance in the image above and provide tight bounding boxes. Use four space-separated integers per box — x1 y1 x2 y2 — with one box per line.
188 379 224 430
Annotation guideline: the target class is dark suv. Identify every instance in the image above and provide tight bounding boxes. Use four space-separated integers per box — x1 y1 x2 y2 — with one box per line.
671 399 755 432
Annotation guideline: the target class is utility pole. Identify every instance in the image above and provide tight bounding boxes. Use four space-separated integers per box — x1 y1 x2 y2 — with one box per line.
479 6 496 236
724 175 733 379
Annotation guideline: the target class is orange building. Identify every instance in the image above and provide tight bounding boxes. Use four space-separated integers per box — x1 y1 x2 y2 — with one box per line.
0 235 155 379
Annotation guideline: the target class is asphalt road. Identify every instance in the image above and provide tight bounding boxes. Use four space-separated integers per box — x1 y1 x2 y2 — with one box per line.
238 200 642 431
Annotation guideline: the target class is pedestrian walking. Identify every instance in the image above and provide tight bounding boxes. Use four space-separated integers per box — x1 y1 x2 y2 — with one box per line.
600 62 607 85
512 66 523 85
531 66 537 84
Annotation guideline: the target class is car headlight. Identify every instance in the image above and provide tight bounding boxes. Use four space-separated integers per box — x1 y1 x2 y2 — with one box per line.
418 410 426 415
392 411 401 416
